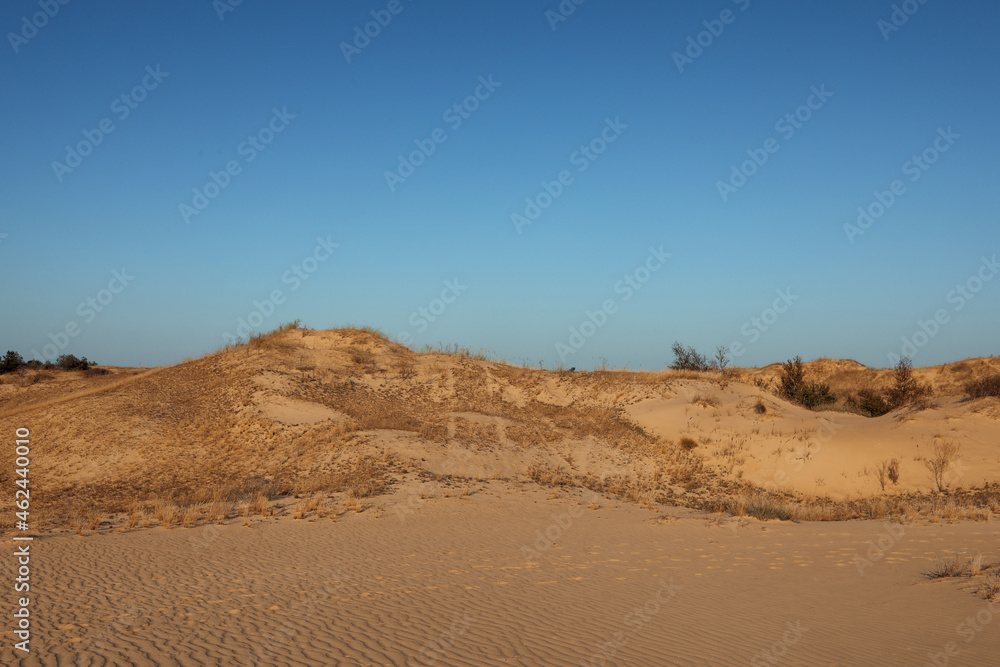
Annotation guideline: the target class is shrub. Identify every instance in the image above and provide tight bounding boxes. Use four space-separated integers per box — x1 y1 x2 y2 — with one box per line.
874 458 901 491
925 554 972 579
849 389 891 417
965 374 1000 400
921 440 961 492
56 354 91 371
0 350 25 374
980 573 1000 601
670 342 710 372
712 345 731 372
886 356 926 408
779 356 806 400
753 399 767 415
886 458 900 485
796 383 837 410
679 436 698 451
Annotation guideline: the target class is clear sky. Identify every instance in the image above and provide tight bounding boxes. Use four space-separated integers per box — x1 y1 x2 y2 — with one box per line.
2 0 998 370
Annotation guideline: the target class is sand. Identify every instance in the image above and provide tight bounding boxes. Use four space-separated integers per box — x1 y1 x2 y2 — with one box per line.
2 329 999 666
4 484 999 666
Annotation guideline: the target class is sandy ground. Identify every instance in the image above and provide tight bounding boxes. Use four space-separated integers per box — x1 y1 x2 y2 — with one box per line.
4 484 999 666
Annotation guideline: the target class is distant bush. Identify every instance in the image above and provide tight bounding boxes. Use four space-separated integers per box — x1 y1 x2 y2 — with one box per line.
0 350 25 374
778 356 835 409
670 342 710 372
678 436 698 451
965 374 1000 400
848 389 892 417
779 356 806 400
886 356 927 408
797 382 837 409
56 354 92 371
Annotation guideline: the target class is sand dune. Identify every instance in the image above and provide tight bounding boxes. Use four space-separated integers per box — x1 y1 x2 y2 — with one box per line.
1 327 998 665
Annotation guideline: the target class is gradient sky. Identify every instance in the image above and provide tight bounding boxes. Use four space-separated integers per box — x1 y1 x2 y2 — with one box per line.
2 1 998 370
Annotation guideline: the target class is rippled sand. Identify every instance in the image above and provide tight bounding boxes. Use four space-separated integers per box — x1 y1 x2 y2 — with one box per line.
5 485 999 666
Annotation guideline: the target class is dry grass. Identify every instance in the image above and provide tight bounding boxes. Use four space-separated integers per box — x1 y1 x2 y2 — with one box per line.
979 573 1000 600
154 502 178 529
924 553 988 579
873 458 901 491
690 393 720 408
181 505 201 528
127 505 144 531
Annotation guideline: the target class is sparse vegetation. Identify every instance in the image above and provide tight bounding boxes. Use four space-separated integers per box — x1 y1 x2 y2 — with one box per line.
3 325 1000 538
965 374 1000 400
848 389 892 417
980 573 1000 601
921 440 962 492
874 458 901 491
778 356 836 409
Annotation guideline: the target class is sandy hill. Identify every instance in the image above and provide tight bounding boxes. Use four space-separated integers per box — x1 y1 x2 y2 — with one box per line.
1 327 999 532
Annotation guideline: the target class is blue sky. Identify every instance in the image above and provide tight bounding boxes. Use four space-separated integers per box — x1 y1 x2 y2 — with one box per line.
1 1 997 370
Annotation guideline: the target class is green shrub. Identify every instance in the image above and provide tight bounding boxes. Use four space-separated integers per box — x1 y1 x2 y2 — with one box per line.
56 354 92 371
849 389 891 417
886 356 926 408
797 383 837 409
0 350 24 374
779 356 806 400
